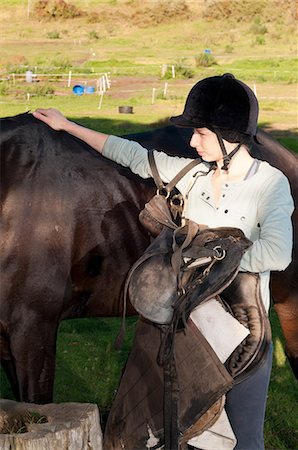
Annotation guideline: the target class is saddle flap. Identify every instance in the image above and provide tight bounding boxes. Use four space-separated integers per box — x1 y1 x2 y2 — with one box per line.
104 319 233 450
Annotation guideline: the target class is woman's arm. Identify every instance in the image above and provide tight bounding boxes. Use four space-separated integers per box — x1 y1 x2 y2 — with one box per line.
33 108 200 190
32 108 109 153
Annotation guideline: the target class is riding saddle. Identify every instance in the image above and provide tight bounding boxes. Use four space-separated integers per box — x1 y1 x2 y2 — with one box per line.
103 220 271 449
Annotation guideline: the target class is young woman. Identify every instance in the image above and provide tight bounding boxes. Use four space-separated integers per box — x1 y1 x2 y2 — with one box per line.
33 73 294 449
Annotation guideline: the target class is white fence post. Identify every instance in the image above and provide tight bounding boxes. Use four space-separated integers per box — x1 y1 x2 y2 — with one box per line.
163 82 168 98
102 76 106 92
105 72 110 89
171 65 175 78
67 71 72 87
152 88 156 104
161 64 167 78
98 92 104 110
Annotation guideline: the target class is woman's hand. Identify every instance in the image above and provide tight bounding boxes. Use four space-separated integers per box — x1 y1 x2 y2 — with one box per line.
32 108 69 131
33 107 109 154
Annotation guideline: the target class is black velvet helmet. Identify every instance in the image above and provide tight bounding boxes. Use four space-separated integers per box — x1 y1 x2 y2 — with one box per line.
170 73 259 138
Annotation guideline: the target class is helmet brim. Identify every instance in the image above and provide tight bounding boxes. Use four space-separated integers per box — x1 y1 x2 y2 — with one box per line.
170 114 208 129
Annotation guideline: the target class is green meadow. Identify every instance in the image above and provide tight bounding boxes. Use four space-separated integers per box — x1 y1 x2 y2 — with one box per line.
0 1 297 448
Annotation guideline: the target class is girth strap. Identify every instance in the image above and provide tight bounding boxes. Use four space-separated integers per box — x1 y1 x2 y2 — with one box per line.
163 355 180 450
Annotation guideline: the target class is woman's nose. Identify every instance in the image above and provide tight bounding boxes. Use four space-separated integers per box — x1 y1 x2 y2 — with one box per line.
190 132 200 148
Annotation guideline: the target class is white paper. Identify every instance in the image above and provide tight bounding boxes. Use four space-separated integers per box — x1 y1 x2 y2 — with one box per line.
190 298 250 363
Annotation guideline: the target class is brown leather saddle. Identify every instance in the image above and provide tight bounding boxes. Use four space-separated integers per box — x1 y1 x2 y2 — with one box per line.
104 223 269 449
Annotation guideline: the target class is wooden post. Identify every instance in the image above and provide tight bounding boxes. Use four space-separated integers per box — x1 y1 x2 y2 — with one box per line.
102 76 106 92
161 64 167 78
172 65 175 78
98 92 104 109
152 87 156 104
0 399 103 449
67 71 72 88
105 72 110 89
163 82 168 98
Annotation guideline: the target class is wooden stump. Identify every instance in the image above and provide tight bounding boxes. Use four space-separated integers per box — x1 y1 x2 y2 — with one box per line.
0 399 103 450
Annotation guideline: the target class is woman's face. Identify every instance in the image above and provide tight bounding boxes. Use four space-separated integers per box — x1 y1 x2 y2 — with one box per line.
190 127 223 162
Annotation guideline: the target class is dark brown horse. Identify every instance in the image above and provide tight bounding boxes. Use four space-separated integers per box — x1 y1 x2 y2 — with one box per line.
0 113 297 404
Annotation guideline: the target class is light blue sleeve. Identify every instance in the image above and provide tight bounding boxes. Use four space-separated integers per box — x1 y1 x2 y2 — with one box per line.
102 135 205 194
102 135 151 178
240 171 294 272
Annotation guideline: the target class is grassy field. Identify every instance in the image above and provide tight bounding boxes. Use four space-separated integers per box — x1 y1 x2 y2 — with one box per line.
0 1 297 448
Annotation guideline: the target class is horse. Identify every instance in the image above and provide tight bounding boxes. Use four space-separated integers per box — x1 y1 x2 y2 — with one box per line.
0 113 297 404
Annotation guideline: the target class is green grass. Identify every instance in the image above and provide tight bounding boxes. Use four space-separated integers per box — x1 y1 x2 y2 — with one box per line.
264 310 298 450
278 137 298 152
54 317 137 409
1 311 297 448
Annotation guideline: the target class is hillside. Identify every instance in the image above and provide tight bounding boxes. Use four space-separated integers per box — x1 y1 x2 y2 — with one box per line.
0 0 297 137
1 0 297 69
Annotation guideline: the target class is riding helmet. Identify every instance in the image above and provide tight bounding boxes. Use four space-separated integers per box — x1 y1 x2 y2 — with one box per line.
170 73 259 138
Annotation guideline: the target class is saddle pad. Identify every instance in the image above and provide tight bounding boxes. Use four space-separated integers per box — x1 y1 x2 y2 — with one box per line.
104 318 233 450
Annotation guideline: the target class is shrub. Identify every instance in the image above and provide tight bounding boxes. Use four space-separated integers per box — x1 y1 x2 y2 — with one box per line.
249 16 268 35
34 0 83 21
132 0 190 27
46 30 61 39
5 56 29 73
202 0 267 22
87 11 100 23
50 57 72 70
225 44 234 53
161 59 194 80
88 30 99 40
255 36 266 45
195 53 217 67
6 64 29 74
27 84 55 97
0 82 9 96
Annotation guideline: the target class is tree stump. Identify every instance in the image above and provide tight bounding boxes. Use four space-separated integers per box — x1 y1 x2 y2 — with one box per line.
0 399 103 450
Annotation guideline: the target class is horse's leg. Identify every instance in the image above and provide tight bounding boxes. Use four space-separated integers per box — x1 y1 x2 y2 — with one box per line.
272 268 298 379
273 297 298 379
9 318 59 403
1 356 20 400
0 321 20 399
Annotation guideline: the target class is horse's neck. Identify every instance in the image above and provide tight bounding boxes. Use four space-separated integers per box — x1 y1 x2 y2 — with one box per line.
252 131 297 187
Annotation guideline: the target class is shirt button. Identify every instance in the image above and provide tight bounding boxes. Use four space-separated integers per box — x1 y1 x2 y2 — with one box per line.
224 209 229 213
202 192 205 196
222 194 225 198
241 216 245 221
206 196 210 200
225 184 229 187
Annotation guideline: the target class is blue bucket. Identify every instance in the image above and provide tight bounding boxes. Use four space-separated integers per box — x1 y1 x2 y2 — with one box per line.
73 85 85 96
86 86 95 94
